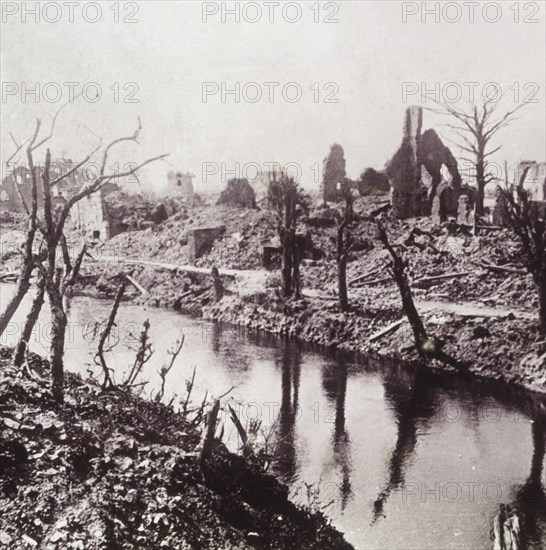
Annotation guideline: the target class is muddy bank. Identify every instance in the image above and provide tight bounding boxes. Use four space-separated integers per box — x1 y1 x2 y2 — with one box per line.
3 199 545 395
0 347 352 550
202 293 546 394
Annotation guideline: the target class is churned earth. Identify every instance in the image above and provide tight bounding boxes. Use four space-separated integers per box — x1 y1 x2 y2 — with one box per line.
0 348 353 549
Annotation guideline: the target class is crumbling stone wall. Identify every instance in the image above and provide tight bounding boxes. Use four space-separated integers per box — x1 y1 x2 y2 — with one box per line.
420 129 462 220
322 144 347 202
188 226 226 263
386 107 428 219
167 171 194 196
358 168 390 196
216 178 256 208
387 106 462 221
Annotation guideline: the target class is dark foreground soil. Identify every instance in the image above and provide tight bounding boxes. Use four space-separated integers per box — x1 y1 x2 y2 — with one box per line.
0 348 352 550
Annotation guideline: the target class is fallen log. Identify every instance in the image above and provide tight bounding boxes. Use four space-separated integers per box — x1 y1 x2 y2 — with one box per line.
125 274 148 296
473 261 527 275
362 276 392 286
413 271 472 288
348 268 381 286
0 271 18 282
369 319 404 342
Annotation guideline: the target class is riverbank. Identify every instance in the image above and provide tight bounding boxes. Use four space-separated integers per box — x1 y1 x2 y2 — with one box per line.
2 198 545 395
0 347 352 549
73 198 545 395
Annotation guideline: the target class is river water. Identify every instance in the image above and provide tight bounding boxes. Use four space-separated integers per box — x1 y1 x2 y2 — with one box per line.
1 283 545 549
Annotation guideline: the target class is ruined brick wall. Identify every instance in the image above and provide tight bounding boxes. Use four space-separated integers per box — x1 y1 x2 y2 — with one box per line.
188 226 226 263
386 107 427 219
71 191 110 240
387 106 462 221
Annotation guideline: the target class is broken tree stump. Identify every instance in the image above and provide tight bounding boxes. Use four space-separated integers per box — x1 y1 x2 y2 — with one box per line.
492 504 520 550
211 267 224 301
200 398 220 469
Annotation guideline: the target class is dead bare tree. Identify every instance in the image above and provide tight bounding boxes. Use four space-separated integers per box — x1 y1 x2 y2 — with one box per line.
375 217 464 369
0 126 42 336
432 99 527 216
1 110 168 402
498 169 546 333
336 185 355 312
12 275 45 369
95 281 127 388
268 173 307 298
155 335 185 403
375 218 429 359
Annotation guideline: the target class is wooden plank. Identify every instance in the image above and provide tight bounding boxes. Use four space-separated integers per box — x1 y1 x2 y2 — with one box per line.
369 319 404 342
414 271 472 288
125 274 147 296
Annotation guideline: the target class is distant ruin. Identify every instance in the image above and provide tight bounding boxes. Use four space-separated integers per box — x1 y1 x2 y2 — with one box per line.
358 168 390 196
386 106 462 220
216 178 256 208
167 170 195 196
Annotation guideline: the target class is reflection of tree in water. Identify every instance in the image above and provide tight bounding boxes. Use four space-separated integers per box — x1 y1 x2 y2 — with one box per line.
209 322 251 375
321 360 353 511
511 414 546 549
372 364 437 523
271 340 301 484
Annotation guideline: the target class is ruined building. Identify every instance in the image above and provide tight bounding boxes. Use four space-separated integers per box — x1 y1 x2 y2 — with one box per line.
386 106 462 220
216 178 256 208
167 171 195 197
322 144 347 202
0 158 119 239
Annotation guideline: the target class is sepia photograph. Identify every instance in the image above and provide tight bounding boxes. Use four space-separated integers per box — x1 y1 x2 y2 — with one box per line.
1 1 545 548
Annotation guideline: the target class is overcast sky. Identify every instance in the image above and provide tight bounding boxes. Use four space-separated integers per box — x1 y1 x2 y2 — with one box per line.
1 0 545 193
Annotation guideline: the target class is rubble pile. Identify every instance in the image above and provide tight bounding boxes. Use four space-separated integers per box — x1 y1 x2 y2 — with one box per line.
0 348 352 549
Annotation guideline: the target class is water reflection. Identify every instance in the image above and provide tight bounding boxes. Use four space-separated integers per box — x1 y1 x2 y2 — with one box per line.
372 364 437 523
1 282 545 549
321 360 353 511
271 341 301 484
514 414 546 549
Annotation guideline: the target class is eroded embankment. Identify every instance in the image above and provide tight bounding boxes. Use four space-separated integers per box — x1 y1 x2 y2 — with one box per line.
0 348 353 550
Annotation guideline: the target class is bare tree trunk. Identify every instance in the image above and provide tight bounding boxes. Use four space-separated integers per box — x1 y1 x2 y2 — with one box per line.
281 228 295 297
201 398 220 469
338 255 348 312
475 148 486 217
376 219 428 357
293 238 302 300
0 263 34 336
96 282 126 388
13 276 45 368
337 194 353 312
538 273 546 334
49 288 67 403
211 267 224 302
